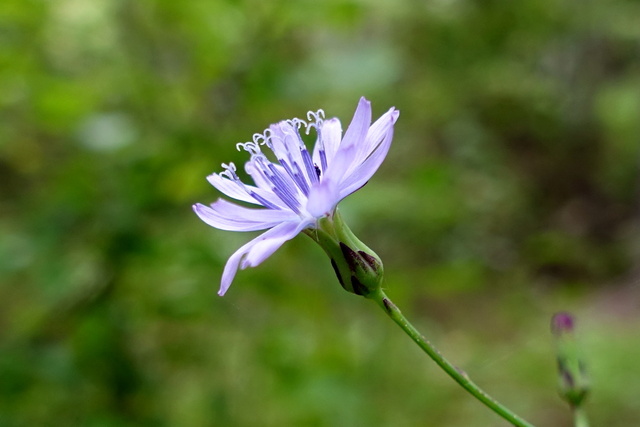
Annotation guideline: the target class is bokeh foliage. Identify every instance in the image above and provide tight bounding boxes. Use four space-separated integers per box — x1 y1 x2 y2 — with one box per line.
1 0 639 426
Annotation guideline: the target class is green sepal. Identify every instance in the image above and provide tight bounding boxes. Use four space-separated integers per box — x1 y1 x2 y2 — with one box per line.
305 209 383 297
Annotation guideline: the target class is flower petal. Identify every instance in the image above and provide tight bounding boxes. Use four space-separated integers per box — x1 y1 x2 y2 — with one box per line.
193 201 297 232
348 107 399 175
306 178 339 218
322 143 357 188
341 97 372 151
207 173 285 208
218 219 313 295
269 121 304 168
206 173 256 203
322 97 371 184
240 219 313 269
338 111 398 198
312 118 342 171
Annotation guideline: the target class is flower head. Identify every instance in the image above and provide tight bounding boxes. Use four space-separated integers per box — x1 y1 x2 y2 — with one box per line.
194 97 399 295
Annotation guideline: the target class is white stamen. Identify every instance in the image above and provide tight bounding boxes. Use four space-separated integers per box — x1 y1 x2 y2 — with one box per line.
287 117 305 130
306 109 325 123
236 141 261 154
252 133 266 145
220 163 238 180
305 110 325 135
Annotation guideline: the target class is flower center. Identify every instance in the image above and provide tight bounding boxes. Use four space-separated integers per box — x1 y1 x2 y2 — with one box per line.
232 109 327 215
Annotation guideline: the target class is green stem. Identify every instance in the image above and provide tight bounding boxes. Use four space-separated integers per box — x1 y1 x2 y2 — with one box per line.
573 406 590 427
368 288 536 427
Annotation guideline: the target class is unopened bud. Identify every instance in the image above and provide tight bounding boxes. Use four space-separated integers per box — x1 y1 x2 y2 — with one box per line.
551 312 589 407
551 312 574 334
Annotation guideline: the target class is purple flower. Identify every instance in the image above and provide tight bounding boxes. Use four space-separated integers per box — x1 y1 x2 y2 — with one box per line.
193 97 399 295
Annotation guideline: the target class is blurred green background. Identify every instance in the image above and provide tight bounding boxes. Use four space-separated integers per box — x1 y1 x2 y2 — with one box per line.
1 0 639 426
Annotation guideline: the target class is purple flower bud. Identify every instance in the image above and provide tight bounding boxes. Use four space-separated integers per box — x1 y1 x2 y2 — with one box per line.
551 312 575 335
550 312 589 407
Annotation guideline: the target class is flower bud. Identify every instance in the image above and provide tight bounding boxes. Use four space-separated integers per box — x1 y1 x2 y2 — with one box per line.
551 312 589 407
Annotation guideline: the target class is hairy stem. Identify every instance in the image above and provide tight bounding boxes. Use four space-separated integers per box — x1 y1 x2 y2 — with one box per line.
368 289 536 427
